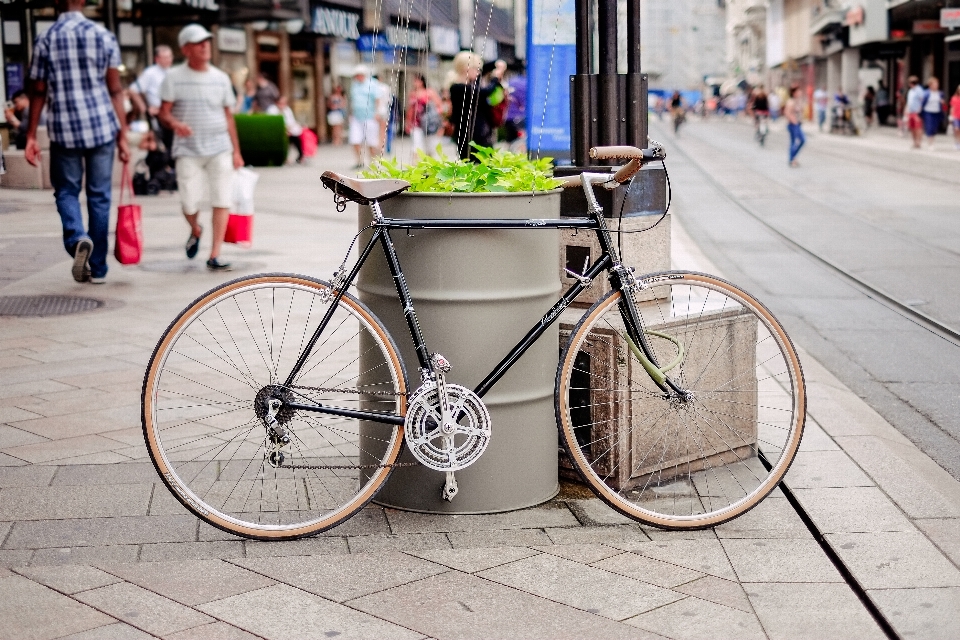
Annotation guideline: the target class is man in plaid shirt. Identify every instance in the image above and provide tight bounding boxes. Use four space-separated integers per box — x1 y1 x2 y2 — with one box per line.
25 0 130 284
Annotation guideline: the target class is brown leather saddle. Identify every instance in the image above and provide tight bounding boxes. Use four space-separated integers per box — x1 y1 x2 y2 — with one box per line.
321 171 411 206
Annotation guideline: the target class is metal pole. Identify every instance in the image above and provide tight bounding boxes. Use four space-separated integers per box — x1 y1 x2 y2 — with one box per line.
596 0 617 145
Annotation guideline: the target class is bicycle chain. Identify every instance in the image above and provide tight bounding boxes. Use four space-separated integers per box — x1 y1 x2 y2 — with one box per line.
282 384 411 470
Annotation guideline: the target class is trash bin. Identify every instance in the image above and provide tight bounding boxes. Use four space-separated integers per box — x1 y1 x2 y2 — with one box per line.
357 190 562 514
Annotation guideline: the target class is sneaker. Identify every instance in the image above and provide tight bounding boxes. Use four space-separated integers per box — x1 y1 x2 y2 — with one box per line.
72 238 93 283
206 257 232 272
186 227 202 259
89 276 106 284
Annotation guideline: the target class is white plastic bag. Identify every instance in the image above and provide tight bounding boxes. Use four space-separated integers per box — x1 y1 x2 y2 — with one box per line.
232 167 259 215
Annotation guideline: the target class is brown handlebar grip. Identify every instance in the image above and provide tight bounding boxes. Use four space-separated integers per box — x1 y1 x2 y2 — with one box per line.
612 159 642 184
589 145 645 160
560 176 582 188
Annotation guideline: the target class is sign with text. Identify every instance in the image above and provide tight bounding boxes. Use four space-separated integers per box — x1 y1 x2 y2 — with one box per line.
942 8 960 29
527 0 575 160
312 4 360 40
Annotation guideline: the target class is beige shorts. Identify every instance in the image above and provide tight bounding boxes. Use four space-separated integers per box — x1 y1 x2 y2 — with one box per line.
176 151 234 214
348 117 380 147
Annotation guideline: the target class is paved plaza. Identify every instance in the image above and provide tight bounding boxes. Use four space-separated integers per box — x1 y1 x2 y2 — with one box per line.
1 137 959 638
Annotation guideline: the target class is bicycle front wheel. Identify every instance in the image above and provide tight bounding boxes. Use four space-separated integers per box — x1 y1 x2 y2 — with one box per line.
557 271 805 529
143 274 408 540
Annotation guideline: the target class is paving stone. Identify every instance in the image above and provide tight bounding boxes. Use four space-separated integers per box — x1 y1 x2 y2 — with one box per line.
826 531 960 589
835 435 960 520
0 464 57 487
0 549 34 567
163 621 263 640
566 499 636 526
868 586 960 639
625 596 766 640
53 369 148 391
545 525 649 545
796 419 840 452
315 505 392 537
30 545 140 567
533 543 623 565
673 575 753 613
14 564 120 594
746 582 886 640
384 504 579 534
75 582 214 636
592 551 704 588
783 450 874 489
721 538 842 583
914 518 960 567
0 453 26 466
2 434 128 464
0 379 76 400
347 532 451 554
0 407 43 423
39 451 134 466
4 515 196 549
0 425 48 449
477 552 684 620
714 497 810 539
447 528 552 549
408 546 540 573
0 574 113 639
8 407 139 441
101 559 275 606
610 539 738 581
640 527 718 541
58 622 155 640
0 483 151 521
232 551 447 602
242 536 348 558
200 583 424 640
139 541 246 562
0 522 8 546
792 486 914 533
52 462 160 486
348 570 662 639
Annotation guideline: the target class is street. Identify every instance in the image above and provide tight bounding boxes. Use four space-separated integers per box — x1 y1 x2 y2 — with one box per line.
0 132 959 638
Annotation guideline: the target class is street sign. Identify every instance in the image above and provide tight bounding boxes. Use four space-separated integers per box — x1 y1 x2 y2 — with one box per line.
527 0 575 160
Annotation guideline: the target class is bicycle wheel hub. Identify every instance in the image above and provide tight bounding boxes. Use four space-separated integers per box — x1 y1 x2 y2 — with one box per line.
254 385 296 426
404 383 491 471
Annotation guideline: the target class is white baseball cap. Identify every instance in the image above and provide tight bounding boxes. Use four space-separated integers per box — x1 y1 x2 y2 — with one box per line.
353 64 371 78
178 24 213 48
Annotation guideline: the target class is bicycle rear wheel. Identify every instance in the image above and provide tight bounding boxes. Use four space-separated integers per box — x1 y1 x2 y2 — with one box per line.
556 271 804 529
142 274 407 540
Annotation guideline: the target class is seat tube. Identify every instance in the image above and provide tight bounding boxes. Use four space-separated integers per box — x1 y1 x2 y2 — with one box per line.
379 228 432 370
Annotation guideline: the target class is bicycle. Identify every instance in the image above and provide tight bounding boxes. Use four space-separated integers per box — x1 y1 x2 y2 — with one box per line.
142 143 806 540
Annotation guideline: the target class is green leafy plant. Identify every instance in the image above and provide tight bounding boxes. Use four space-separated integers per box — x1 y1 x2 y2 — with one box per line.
362 143 564 193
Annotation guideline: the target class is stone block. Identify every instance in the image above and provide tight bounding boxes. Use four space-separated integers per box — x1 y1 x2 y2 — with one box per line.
1 149 44 189
559 305 757 492
560 214 671 306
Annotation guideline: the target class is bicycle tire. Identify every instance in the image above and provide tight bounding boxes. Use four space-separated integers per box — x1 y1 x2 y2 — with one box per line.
556 271 805 529
142 274 408 540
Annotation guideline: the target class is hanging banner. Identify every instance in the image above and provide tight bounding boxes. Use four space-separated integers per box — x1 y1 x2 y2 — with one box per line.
527 0 575 161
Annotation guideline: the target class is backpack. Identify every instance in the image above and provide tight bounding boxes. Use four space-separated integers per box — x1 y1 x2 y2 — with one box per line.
487 85 508 128
421 100 442 136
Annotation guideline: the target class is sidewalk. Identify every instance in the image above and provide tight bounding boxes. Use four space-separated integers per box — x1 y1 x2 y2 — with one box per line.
0 141 955 638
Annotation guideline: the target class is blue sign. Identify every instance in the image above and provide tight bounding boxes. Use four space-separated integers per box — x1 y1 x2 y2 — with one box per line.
5 63 24 99
356 33 392 52
526 0 575 161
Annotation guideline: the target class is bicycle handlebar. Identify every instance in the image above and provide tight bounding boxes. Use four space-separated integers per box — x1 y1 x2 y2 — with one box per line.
561 144 666 189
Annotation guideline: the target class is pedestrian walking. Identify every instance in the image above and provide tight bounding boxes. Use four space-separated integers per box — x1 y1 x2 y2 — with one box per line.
449 52 504 160
786 86 805 167
158 24 244 272
24 0 130 284
326 85 346 146
905 76 925 149
348 65 382 169
813 87 828 131
405 74 442 159
266 96 304 163
876 80 891 126
669 91 685 136
254 73 279 112
863 86 876 128
950 85 960 151
921 77 945 149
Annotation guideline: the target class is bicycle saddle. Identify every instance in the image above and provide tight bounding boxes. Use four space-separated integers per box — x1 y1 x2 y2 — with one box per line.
321 171 411 205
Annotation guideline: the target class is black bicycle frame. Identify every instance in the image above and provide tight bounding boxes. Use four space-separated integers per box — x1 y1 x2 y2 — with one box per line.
283 208 676 424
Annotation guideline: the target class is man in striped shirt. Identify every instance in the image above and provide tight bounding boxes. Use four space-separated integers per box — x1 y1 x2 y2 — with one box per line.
25 0 130 283
159 24 244 272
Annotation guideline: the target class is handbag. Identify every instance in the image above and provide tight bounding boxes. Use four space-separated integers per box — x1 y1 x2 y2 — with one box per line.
114 163 143 265
225 167 258 246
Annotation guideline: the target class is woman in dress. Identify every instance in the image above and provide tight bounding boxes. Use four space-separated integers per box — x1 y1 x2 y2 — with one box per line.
922 77 945 149
326 85 346 146
405 74 442 160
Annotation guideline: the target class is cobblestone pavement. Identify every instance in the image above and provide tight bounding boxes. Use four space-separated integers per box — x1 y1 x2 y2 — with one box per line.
0 140 956 638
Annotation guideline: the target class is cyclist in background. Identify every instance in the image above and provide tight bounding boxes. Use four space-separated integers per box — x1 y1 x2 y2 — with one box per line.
748 86 771 146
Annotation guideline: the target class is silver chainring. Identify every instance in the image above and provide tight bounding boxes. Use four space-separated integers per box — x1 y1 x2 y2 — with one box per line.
404 382 491 471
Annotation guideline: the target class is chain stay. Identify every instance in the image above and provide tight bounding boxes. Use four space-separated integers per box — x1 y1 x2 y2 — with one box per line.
283 461 417 470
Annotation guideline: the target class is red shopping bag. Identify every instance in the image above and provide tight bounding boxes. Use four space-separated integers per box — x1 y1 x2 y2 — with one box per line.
301 128 318 158
224 213 253 245
114 163 143 265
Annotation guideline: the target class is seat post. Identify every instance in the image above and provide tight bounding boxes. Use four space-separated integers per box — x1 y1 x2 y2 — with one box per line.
370 200 384 224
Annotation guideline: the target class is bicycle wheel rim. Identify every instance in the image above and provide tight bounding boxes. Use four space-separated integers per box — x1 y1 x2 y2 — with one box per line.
557 271 805 529
143 275 407 539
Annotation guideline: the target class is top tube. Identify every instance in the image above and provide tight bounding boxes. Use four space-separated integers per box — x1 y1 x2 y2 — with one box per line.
377 217 598 230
